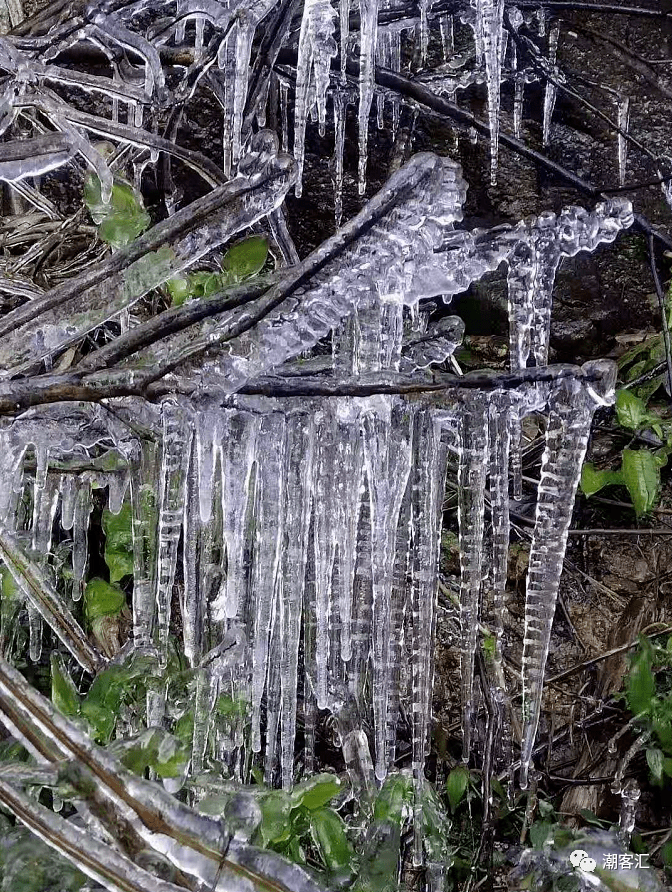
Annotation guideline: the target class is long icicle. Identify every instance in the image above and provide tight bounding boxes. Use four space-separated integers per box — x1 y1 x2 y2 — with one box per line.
520 361 616 787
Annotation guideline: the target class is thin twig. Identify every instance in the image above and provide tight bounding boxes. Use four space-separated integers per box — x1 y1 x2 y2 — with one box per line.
648 233 672 400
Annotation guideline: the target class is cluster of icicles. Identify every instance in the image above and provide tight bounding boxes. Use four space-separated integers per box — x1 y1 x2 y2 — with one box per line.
0 153 633 824
0 0 636 227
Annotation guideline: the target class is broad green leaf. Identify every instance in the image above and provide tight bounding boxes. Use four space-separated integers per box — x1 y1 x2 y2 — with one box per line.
309 807 357 876
627 641 655 717
102 503 134 583
291 773 341 810
529 820 554 849
50 653 80 717
222 236 268 282
115 729 189 779
621 448 661 516
646 747 664 781
579 808 604 826
353 821 401 892
580 462 623 498
166 277 191 307
84 578 126 623
446 765 470 813
257 791 293 846
373 772 413 823
662 840 672 867
84 175 150 248
615 389 647 430
173 709 194 747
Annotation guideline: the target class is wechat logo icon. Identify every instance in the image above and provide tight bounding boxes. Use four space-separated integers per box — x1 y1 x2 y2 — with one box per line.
570 850 596 872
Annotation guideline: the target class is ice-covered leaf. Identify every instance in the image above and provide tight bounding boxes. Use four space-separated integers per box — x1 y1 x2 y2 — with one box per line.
291 773 341 810
446 765 470 813
50 653 80 718
580 462 623 497
309 807 357 877
114 728 190 779
373 773 414 823
257 791 293 846
84 175 150 248
84 578 126 622
529 820 554 849
222 235 268 281
621 448 661 516
102 503 134 583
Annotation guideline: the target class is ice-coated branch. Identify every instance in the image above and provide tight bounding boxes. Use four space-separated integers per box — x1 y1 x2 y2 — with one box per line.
0 527 105 674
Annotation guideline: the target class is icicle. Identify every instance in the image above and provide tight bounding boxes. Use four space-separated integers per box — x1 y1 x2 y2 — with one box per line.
474 0 505 185
313 406 339 709
280 79 289 154
348 479 372 703
362 398 413 780
107 472 128 516
212 411 259 622
156 402 193 664
542 21 560 147
617 96 630 187
264 601 282 784
232 11 256 169
335 403 364 663
358 0 379 194
293 0 338 195
182 436 204 668
60 475 76 532
333 90 347 227
250 413 286 754
130 440 159 647
520 361 617 788
419 0 430 62
191 668 213 776
72 480 92 602
303 524 317 775
439 14 454 60
410 410 447 867
340 0 349 83
280 414 315 789
456 395 489 764
195 411 219 525
390 30 401 137
618 778 640 847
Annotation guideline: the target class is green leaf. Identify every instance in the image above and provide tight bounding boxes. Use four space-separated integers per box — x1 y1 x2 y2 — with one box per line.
621 448 661 516
256 791 293 846
579 808 605 827
115 729 189 779
1 828 86 892
102 503 134 583
222 236 268 282
309 807 357 876
291 773 341 810
646 747 664 780
373 773 413 823
615 389 647 430
446 765 470 813
84 578 126 623
662 840 672 868
166 277 191 307
84 175 150 248
580 462 624 498
50 654 80 718
627 641 655 717
529 820 554 849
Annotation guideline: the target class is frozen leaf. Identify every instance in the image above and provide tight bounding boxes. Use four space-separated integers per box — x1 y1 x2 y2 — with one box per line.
291 773 341 810
257 791 293 846
50 653 80 718
222 235 268 281
529 820 554 849
84 578 126 622
621 448 661 516
102 503 134 583
84 175 150 248
446 766 470 813
309 807 357 877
